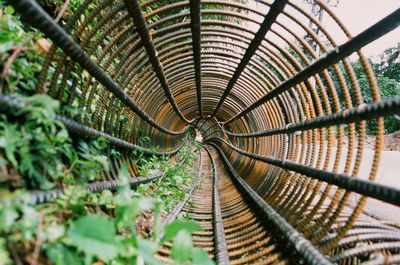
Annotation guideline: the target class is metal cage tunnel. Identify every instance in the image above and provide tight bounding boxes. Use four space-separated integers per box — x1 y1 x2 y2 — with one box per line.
5 0 400 264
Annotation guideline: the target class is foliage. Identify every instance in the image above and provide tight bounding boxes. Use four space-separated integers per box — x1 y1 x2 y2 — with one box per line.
0 238 11 265
0 5 113 187
0 5 212 264
68 215 119 262
0 149 213 265
371 43 400 134
136 138 200 212
0 3 43 94
287 39 400 135
0 94 112 189
327 52 400 135
374 42 400 82
0 94 208 263
34 0 86 20
357 58 400 134
0 95 68 189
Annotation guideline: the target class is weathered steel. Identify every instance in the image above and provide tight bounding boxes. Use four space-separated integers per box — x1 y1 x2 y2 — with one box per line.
224 8 400 125
6 0 400 263
0 94 183 156
211 0 289 117
124 0 192 124
189 0 203 117
11 0 188 136
205 146 230 265
209 137 400 207
210 143 332 265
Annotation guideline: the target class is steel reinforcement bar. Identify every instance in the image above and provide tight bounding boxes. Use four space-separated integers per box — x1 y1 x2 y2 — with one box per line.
0 94 184 156
208 137 400 207
10 0 188 136
4 0 400 263
160 150 204 229
124 0 192 124
224 8 400 125
3 173 164 205
205 146 230 265
189 0 203 117
224 96 400 138
209 143 332 265
211 0 289 117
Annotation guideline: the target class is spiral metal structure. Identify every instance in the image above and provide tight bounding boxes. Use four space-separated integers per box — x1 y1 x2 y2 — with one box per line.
6 0 400 263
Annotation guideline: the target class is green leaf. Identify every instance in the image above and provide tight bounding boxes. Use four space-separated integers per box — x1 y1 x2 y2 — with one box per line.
47 243 82 265
137 239 159 263
115 202 139 230
0 206 18 231
21 205 38 229
163 220 202 243
5 6 14 15
92 155 109 171
173 175 184 184
171 230 193 263
27 94 60 117
45 224 65 242
192 248 214 265
0 238 11 265
0 123 19 168
68 215 119 261
116 198 157 229
118 163 130 183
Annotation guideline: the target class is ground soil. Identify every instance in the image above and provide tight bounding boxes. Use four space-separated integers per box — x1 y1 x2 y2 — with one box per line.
364 131 400 151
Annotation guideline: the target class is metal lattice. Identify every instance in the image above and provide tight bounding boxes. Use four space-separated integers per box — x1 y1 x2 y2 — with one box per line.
5 0 400 264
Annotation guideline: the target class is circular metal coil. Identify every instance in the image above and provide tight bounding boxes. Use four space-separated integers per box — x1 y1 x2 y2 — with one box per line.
8 0 400 263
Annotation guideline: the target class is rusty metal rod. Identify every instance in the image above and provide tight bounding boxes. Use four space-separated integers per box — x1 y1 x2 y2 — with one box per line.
211 0 288 117
189 0 203 117
209 137 400 207
2 173 164 205
10 0 187 136
225 96 400 138
160 151 203 228
0 94 183 156
204 146 230 265
209 143 332 265
224 8 400 125
124 0 192 124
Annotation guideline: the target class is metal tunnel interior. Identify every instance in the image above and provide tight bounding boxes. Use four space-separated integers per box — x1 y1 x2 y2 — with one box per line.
5 0 400 264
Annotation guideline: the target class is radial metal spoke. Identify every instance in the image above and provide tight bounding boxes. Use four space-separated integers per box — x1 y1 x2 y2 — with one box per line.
204 147 230 265
124 0 193 124
0 94 184 156
225 96 400 138
211 0 289 117
224 8 400 125
209 137 400 207
10 0 188 136
189 0 203 117
210 143 332 265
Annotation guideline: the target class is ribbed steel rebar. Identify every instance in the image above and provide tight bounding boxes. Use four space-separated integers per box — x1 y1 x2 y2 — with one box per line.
6 0 400 263
210 143 332 265
224 8 400 125
205 146 230 265
11 0 188 136
208 137 400 207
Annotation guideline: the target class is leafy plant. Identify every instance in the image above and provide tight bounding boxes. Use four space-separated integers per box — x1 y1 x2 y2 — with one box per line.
0 4 213 265
328 57 400 135
0 237 11 265
68 215 120 262
0 3 43 94
0 135 213 264
164 220 213 265
0 94 113 189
